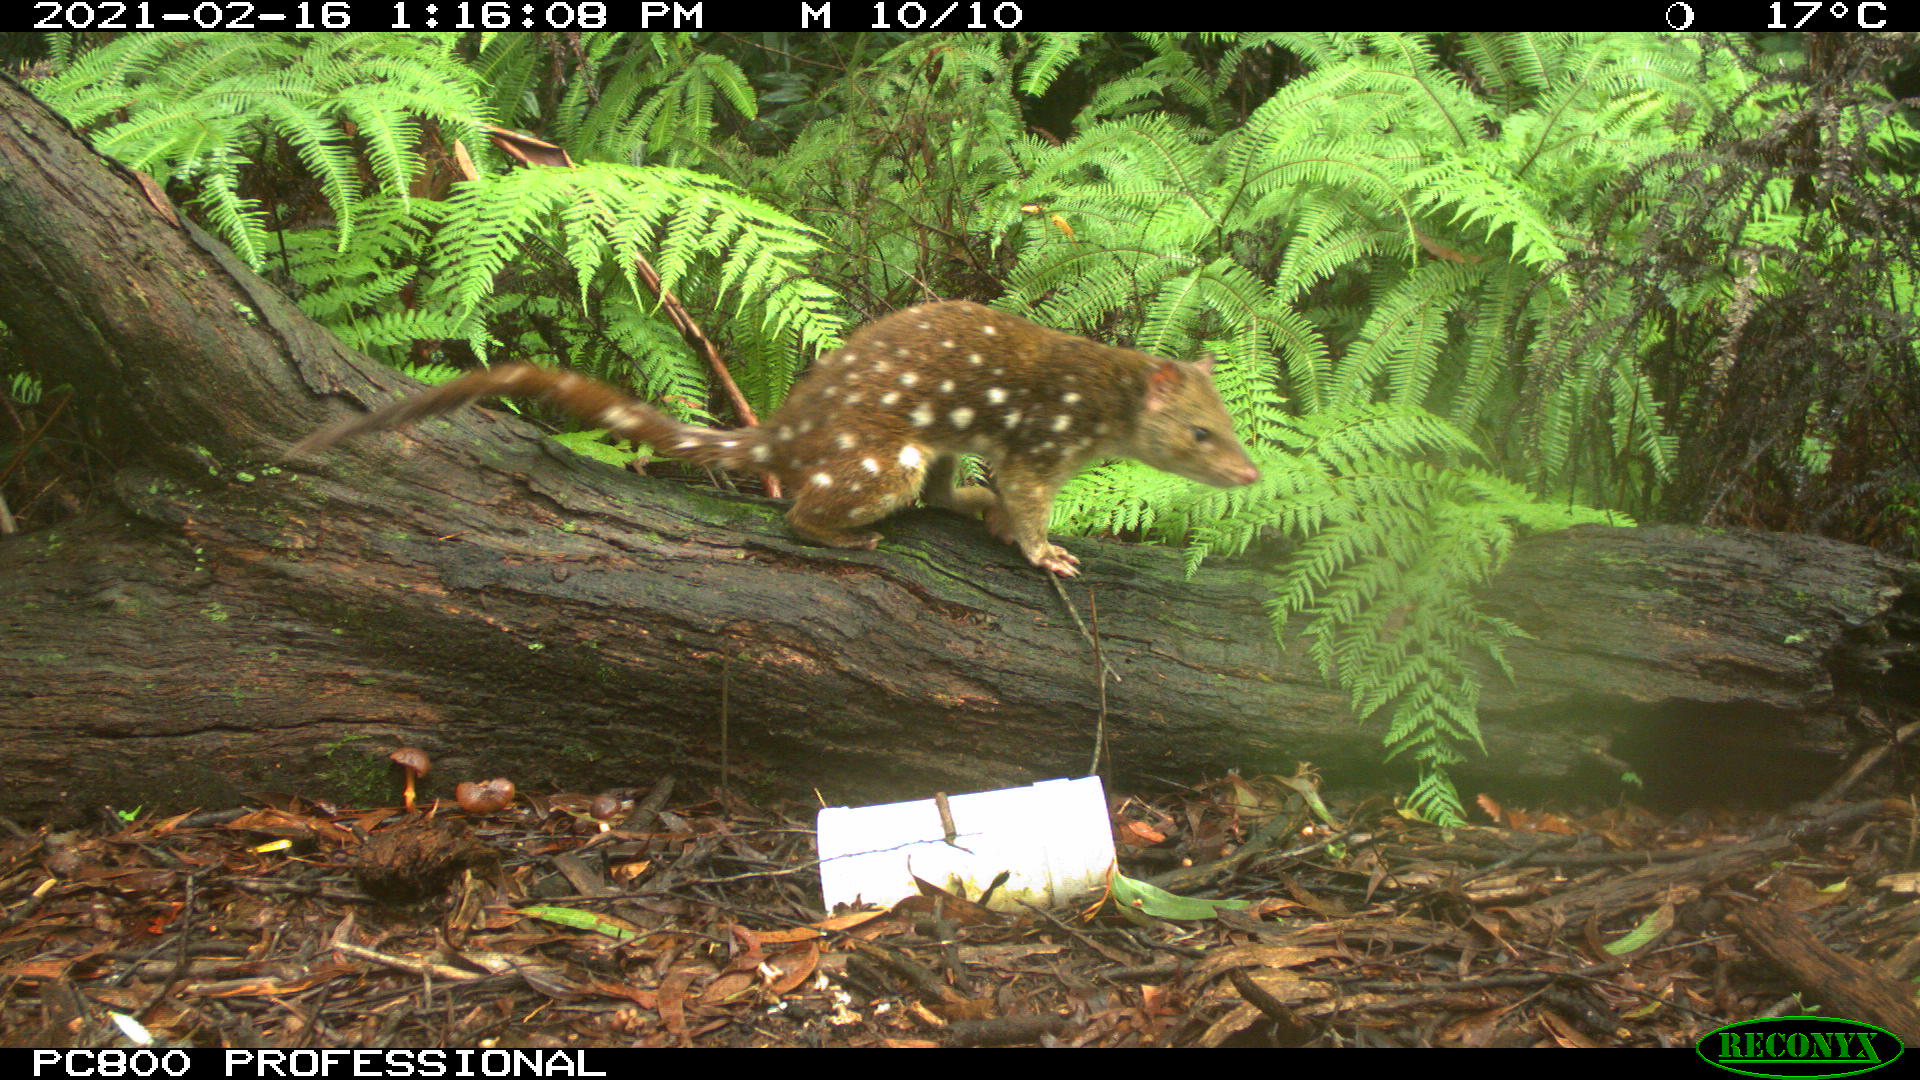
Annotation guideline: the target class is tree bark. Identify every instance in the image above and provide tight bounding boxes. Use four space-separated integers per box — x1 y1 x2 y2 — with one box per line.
2 78 1916 823
1730 900 1920 1045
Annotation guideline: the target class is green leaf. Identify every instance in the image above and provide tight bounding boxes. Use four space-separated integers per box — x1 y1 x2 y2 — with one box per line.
1602 902 1674 956
1107 871 1250 921
547 429 644 468
512 905 642 942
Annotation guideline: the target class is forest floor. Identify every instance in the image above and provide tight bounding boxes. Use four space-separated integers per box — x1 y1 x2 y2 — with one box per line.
1 773 1914 1048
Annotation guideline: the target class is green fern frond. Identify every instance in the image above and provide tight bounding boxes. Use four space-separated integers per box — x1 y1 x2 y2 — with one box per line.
1020 33 1094 97
394 361 466 386
38 33 486 263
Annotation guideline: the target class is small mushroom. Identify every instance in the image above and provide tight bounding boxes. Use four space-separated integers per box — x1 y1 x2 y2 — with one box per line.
455 778 516 814
389 747 431 812
589 793 622 822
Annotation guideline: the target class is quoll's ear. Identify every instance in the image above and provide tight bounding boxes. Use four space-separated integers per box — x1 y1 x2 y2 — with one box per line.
1191 352 1216 374
1144 359 1186 412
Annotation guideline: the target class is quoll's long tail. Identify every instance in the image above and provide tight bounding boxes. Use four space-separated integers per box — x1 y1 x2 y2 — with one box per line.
290 364 761 470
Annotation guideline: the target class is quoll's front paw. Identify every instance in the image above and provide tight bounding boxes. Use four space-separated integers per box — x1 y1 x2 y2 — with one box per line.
1027 544 1081 577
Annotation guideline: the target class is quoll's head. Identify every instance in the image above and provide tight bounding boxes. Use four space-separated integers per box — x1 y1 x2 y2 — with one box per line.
1133 358 1261 488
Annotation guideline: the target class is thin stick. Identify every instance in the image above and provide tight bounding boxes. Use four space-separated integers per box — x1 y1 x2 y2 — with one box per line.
719 652 732 790
1086 588 1109 779
1049 575 1122 685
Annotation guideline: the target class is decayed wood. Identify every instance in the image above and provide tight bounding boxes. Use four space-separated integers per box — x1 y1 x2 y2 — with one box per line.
1 77 1916 822
1730 899 1920 1045
1504 800 1886 933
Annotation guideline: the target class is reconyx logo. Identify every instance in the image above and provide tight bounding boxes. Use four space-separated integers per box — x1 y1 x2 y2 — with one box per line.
1697 1017 1902 1078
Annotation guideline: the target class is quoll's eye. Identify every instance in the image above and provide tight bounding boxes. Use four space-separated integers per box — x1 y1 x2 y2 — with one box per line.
1191 426 1213 442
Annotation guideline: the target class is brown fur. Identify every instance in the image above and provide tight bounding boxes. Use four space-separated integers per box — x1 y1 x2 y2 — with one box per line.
294 301 1260 576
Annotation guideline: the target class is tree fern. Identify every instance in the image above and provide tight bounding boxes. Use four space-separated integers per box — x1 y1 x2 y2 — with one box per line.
36 33 486 261
427 164 840 356
997 32 1749 820
519 35 756 167
1019 32 1095 97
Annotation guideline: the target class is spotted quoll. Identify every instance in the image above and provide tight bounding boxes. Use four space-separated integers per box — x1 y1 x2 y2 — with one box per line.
294 301 1261 576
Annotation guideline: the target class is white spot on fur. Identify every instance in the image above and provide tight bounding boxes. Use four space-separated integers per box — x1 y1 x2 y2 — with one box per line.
911 404 934 427
874 361 891 373
811 473 833 487
719 439 738 448
966 353 984 365
1004 410 1023 428
981 324 998 335
899 445 925 469
676 440 700 451
776 426 793 441
880 391 902 406
986 388 1008 404
1062 392 1082 405
846 392 865 405
836 433 857 450
1051 414 1073 432
899 372 919 386
939 379 955 393
950 407 975 429
750 445 771 462
862 458 881 474
941 340 955 349
917 321 932 329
